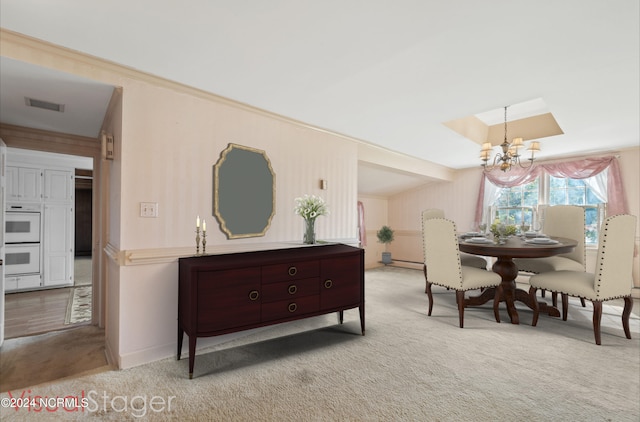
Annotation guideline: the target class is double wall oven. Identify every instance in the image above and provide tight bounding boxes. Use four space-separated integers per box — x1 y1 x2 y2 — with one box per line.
5 204 42 290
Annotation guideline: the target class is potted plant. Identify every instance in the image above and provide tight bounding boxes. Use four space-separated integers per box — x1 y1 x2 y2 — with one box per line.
376 225 395 264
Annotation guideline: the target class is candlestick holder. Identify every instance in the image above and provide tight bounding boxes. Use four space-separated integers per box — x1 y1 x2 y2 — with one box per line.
202 231 207 255
195 227 201 255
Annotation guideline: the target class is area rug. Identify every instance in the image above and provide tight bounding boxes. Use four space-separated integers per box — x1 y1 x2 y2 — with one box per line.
64 286 92 325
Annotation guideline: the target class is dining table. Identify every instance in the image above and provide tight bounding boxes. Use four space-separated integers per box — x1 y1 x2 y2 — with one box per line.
458 234 578 324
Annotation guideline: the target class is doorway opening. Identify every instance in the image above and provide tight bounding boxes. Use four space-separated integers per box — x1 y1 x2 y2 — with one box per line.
3 153 95 339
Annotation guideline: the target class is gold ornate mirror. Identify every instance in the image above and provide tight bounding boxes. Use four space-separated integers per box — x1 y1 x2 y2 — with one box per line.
213 143 276 239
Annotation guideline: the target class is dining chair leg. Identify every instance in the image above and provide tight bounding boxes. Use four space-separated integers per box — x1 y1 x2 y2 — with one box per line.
561 293 569 321
580 298 586 307
593 301 602 345
456 290 465 328
492 284 503 323
423 265 428 294
529 286 539 326
622 296 633 340
552 291 558 308
425 281 434 316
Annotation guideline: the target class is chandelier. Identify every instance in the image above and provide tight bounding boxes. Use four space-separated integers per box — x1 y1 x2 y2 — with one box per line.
480 106 540 172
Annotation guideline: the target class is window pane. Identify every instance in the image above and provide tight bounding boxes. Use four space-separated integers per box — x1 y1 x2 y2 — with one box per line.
567 187 585 205
586 189 599 205
585 207 599 244
523 190 538 206
496 209 509 222
549 176 565 188
508 190 522 206
507 209 520 225
523 208 534 225
568 178 585 187
549 190 565 205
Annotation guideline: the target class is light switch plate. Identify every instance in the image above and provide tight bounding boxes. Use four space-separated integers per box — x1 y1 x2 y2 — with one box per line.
140 202 158 217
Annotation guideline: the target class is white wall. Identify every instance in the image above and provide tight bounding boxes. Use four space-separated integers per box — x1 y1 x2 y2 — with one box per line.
357 195 388 269
114 79 359 367
120 81 358 250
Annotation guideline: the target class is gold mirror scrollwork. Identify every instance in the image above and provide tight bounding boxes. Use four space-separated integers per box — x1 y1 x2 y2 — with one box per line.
213 143 276 239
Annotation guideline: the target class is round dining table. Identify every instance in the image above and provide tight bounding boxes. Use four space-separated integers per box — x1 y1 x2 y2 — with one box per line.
458 235 577 324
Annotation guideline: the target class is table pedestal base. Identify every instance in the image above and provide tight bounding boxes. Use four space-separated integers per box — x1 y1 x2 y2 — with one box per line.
466 257 561 324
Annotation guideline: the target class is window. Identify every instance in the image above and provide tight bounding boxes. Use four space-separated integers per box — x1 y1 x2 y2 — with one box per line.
547 176 604 244
494 179 538 227
489 175 605 245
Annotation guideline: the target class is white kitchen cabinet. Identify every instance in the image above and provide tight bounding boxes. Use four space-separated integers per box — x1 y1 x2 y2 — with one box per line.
42 203 74 287
4 274 42 291
6 166 42 202
44 169 73 202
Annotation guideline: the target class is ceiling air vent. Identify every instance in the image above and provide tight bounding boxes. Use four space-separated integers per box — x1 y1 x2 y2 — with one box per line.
25 97 65 112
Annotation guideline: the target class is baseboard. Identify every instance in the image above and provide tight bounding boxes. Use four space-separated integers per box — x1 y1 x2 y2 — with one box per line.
388 260 423 270
117 326 274 370
104 337 118 368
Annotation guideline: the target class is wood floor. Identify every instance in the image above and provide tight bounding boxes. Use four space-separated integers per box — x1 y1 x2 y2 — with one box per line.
4 256 93 339
1 257 107 393
1 325 109 393
3 287 89 339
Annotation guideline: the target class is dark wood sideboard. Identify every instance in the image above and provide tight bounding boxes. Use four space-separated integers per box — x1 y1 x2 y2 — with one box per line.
177 243 365 378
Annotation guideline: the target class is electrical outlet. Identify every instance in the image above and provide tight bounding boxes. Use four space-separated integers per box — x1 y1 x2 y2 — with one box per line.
140 202 158 217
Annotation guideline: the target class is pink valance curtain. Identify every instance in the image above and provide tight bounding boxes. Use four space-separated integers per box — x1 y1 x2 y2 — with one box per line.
474 156 628 223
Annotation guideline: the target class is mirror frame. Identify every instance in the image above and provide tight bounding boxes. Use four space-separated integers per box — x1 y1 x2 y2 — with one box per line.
213 143 276 239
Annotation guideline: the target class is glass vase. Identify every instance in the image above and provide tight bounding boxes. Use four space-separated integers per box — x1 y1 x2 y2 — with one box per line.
303 218 316 244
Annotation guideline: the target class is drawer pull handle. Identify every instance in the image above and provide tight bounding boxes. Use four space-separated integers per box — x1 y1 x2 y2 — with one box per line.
288 266 297 276
324 279 333 289
288 303 297 313
248 290 259 301
288 284 297 295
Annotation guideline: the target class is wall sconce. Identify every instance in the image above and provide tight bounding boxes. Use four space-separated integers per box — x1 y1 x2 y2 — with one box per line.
320 179 328 190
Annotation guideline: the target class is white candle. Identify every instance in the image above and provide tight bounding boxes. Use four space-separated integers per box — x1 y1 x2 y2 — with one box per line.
203 220 206 232
196 215 200 228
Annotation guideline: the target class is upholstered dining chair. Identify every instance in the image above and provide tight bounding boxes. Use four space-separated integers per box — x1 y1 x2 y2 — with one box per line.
421 209 488 293
422 217 503 328
513 205 587 307
528 214 637 345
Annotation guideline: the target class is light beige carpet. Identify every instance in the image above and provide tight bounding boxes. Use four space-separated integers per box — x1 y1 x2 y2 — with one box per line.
1 267 638 421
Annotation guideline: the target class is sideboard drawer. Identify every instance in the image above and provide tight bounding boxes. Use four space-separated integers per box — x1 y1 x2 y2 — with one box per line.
261 277 320 303
262 260 319 283
261 295 320 321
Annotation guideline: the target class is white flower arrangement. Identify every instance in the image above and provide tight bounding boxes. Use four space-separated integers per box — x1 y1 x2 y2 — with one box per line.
294 194 329 220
